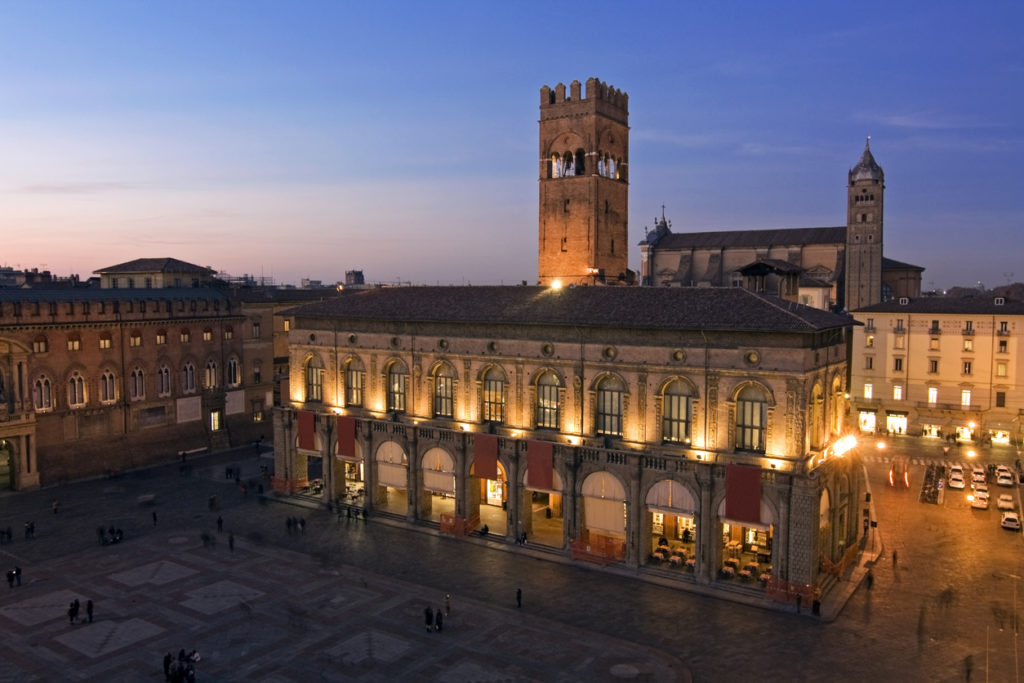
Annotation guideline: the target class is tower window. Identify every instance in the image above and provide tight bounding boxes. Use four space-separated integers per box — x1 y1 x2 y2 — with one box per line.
563 199 570 213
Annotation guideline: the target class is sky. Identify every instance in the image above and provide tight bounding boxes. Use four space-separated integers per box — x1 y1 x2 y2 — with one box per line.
1 2 1021 290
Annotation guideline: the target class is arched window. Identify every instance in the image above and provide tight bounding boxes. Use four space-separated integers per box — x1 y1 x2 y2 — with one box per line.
100 370 116 404
482 367 505 424
305 356 323 402
130 368 145 400
574 148 585 175
226 357 240 387
386 362 407 413
345 358 364 407
205 360 218 390
433 363 455 418
536 371 561 429
182 362 196 393
33 376 52 411
662 379 694 444
736 384 768 452
68 372 86 408
596 376 624 436
157 366 171 396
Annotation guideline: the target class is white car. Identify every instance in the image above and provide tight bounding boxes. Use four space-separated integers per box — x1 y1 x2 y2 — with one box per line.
950 465 965 479
997 494 1015 511
971 469 987 484
949 474 966 490
1002 511 1021 531
974 485 990 500
997 472 1015 487
970 495 989 509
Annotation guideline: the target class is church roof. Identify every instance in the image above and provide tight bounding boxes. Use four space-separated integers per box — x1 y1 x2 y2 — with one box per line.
94 258 214 275
882 256 925 272
849 138 884 182
638 226 846 250
286 285 854 334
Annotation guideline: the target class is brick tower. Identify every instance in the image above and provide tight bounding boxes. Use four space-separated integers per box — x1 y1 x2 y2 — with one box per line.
538 78 629 286
844 138 885 311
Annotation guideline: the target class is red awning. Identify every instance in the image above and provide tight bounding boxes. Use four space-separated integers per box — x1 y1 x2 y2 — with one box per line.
725 464 761 525
337 415 356 458
297 411 315 451
474 433 498 480
527 440 553 490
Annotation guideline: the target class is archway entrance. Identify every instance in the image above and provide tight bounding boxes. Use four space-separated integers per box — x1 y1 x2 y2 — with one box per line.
333 440 364 507
646 479 697 570
718 498 774 585
579 471 627 562
469 460 508 536
374 441 408 515
0 440 12 490
521 468 564 548
420 447 456 523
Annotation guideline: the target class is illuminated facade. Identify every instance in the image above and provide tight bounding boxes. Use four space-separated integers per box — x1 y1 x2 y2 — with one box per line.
850 295 1024 445
275 285 863 602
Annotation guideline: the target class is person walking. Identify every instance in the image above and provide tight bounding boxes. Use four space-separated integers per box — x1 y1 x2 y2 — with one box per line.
516 588 522 608
228 532 235 553
893 550 898 569
424 606 434 632
434 608 444 632
14 566 21 586
86 599 94 623
152 511 158 526
867 569 874 590
444 593 451 617
217 515 224 533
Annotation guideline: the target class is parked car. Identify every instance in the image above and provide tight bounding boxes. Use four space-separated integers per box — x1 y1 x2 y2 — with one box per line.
949 474 966 490
974 485 990 500
997 472 1015 487
1002 511 1021 530
997 494 1016 511
970 494 989 509
950 465 965 479
972 468 987 484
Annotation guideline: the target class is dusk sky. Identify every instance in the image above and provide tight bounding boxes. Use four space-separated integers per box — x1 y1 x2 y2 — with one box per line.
2 2 1021 290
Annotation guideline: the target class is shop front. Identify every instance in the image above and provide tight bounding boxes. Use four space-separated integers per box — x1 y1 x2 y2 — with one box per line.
885 411 908 436
858 410 877 433
645 479 697 570
577 470 627 562
718 465 773 586
374 441 409 515
420 447 456 522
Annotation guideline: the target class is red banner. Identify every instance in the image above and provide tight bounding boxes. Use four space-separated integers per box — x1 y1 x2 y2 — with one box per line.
527 440 553 490
297 411 315 451
474 433 498 480
337 415 356 458
725 464 761 524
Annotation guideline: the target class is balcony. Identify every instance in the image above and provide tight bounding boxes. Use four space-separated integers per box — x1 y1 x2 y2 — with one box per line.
864 323 876 333
892 327 906 335
928 327 941 335
997 329 1010 337
916 401 981 411
962 328 974 336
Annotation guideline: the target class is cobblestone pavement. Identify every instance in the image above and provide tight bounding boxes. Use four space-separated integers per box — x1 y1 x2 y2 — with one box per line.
0 440 1020 681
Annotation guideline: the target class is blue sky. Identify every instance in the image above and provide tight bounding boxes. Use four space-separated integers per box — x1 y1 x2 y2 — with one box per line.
1 2 1021 289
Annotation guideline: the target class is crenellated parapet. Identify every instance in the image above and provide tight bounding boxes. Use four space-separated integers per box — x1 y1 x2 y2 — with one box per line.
540 77 629 120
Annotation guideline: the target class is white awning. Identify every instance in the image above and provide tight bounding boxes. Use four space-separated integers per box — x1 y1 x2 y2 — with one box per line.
581 471 626 501
422 469 455 495
377 463 408 489
584 497 625 535
522 468 564 493
645 480 696 515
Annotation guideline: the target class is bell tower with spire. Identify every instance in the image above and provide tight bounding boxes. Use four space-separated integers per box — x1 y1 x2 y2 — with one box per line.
538 78 629 285
844 138 885 310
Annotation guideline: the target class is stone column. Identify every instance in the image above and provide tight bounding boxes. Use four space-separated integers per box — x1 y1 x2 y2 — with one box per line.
696 465 713 584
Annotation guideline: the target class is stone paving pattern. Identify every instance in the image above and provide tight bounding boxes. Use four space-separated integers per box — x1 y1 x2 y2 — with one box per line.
0 441 1021 681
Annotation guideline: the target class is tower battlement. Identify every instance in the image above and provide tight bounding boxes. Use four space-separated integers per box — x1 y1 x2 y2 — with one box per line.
540 78 628 116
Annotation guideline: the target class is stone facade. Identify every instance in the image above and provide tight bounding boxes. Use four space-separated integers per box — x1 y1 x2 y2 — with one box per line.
274 286 864 602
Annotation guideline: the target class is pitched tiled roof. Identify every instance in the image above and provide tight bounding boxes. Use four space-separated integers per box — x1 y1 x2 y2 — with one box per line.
855 297 1024 315
94 258 213 275
643 226 846 250
286 286 854 333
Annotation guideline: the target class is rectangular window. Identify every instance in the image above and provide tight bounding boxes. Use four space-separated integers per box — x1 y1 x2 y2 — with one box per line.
252 401 264 423
996 392 1006 408
67 339 80 351
156 332 166 345
928 387 938 404
962 361 972 375
181 331 191 343
536 383 560 429
894 336 905 350
210 410 223 432
893 385 903 400
961 389 971 407
32 339 47 353
895 320 905 332
963 339 973 352
662 395 691 443
346 369 363 406
203 330 212 342
433 376 454 418
387 371 406 413
863 383 873 399
964 320 974 332
929 338 939 350
997 362 1008 377
928 360 938 373
736 400 765 452
865 335 874 348
129 335 142 347
999 321 1009 333
893 358 903 372
252 322 261 338
999 340 1008 353
483 379 505 423
99 338 111 349
865 356 873 370
224 328 233 340
596 389 623 436
283 319 290 332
